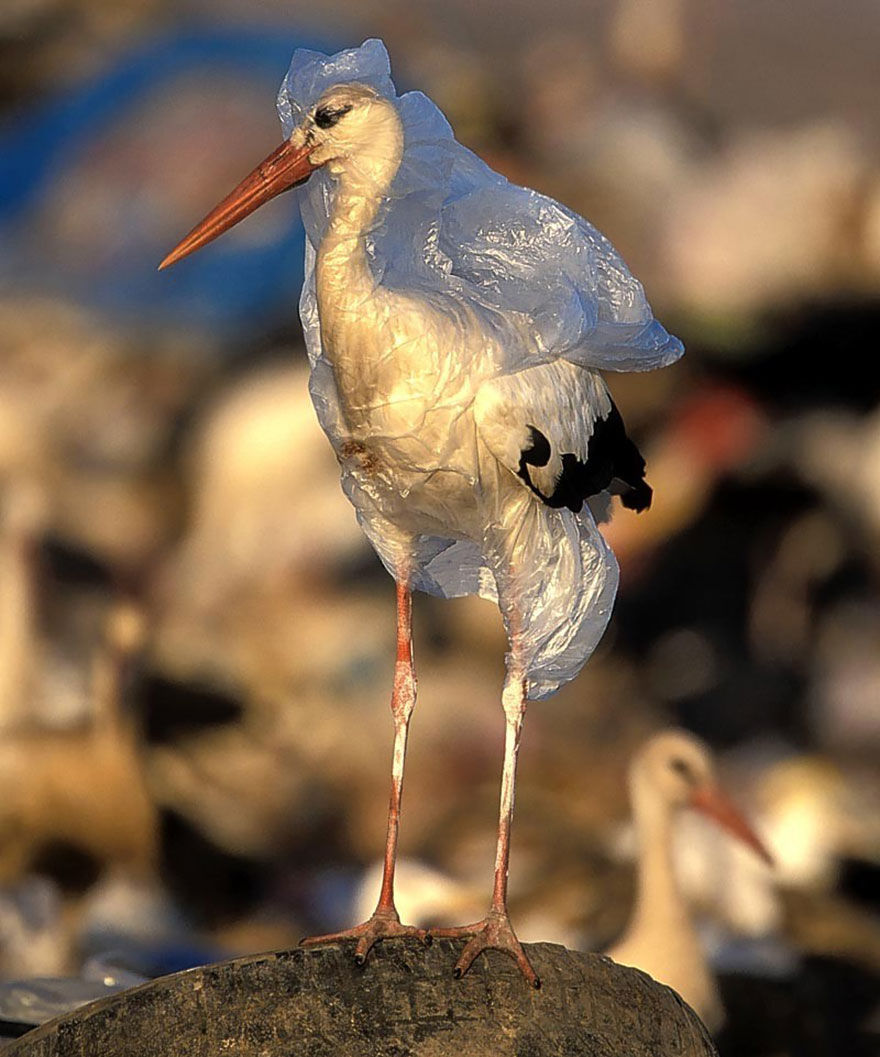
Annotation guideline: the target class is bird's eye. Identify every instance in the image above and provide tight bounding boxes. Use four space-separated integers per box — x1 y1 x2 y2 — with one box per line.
315 104 352 130
670 757 694 781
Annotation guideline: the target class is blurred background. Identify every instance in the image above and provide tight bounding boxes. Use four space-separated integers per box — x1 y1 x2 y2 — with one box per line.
0 1 879 1053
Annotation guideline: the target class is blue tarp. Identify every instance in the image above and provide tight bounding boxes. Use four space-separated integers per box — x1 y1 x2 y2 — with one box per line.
0 26 335 341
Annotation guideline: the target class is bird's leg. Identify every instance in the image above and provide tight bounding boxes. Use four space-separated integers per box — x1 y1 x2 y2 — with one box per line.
431 641 540 988
301 579 427 962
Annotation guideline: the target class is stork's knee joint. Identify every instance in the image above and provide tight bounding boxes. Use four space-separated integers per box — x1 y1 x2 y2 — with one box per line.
392 662 417 722
501 673 526 724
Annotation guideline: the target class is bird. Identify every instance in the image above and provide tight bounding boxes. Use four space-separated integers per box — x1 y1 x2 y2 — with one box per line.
606 730 773 1032
160 39 684 988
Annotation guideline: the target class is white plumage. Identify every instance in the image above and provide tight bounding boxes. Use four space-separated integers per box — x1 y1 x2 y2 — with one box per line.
607 731 773 1032
162 38 683 987
285 43 681 698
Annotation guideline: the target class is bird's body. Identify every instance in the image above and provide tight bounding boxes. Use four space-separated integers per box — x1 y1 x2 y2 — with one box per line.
161 39 683 985
318 253 498 551
608 777 725 1031
317 204 603 658
287 52 683 698
607 731 773 1032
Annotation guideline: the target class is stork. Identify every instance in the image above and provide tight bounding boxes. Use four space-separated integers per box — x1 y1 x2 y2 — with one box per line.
607 731 773 1031
160 39 684 988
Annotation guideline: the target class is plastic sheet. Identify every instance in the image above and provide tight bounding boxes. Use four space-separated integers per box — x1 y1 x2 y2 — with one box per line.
0 976 132 1033
278 40 683 698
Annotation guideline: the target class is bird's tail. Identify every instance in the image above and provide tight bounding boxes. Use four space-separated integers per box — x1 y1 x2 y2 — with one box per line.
620 478 652 512
360 475 619 701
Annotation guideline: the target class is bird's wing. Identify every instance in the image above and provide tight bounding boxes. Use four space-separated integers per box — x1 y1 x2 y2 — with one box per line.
285 48 682 374
437 181 683 373
474 360 652 514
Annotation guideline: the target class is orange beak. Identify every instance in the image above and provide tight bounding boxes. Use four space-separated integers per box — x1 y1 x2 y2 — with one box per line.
158 137 318 271
690 783 774 867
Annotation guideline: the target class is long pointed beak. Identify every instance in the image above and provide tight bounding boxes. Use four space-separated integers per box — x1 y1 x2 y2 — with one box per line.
690 784 775 867
158 137 318 271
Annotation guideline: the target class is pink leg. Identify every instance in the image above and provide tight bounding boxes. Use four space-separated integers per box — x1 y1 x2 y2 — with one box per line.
431 635 539 988
302 579 427 962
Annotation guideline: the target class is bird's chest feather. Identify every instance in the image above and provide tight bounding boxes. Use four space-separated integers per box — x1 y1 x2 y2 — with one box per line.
321 292 495 487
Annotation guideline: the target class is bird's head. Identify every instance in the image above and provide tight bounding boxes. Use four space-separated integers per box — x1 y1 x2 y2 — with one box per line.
631 730 774 866
299 83 402 178
159 81 402 271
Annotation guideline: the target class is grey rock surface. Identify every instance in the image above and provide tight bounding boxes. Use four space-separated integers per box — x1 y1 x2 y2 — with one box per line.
6 940 717 1056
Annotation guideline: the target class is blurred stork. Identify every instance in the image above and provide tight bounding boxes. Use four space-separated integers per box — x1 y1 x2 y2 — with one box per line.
607 731 773 1031
161 40 683 986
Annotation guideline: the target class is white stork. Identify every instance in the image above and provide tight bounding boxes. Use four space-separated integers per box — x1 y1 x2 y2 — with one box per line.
607 730 773 1030
160 39 684 987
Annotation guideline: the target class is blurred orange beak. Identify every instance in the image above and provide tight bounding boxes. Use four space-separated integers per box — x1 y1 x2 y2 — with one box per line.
158 138 318 270
690 784 774 867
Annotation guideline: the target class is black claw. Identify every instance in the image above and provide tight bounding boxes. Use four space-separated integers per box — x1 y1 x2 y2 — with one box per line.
533 977 542 990
453 967 462 979
423 932 433 947
354 954 366 966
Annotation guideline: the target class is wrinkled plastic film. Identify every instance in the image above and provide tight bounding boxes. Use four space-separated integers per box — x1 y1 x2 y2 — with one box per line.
279 40 681 698
281 41 683 375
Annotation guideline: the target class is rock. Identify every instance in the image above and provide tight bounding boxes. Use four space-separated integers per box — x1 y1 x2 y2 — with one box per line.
7 940 717 1056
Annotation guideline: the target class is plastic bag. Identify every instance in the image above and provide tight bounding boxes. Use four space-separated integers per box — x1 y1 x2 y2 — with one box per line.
277 40 683 698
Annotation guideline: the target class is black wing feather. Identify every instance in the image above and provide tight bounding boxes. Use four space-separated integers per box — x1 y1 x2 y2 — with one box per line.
518 403 652 514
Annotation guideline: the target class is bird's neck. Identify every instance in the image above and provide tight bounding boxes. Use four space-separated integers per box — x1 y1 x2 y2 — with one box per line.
317 182 383 301
316 142 402 314
627 788 691 939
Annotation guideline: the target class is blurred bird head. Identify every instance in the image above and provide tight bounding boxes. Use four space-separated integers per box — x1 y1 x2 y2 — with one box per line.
631 730 774 866
159 82 402 270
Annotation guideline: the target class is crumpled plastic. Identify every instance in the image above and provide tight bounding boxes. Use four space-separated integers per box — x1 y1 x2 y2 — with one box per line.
0 960 147 1034
276 39 683 699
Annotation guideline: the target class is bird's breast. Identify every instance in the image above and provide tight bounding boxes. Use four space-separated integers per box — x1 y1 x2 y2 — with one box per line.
323 295 491 457
318 293 500 535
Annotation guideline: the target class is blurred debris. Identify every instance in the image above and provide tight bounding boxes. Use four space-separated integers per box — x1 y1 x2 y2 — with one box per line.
756 755 880 892
0 295 206 570
352 858 484 931
661 122 872 324
0 600 156 885
0 480 47 730
607 0 687 88
159 362 366 625
0 879 71 980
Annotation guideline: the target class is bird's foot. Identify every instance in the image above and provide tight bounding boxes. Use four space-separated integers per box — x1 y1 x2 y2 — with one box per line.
429 909 540 988
300 906 429 966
